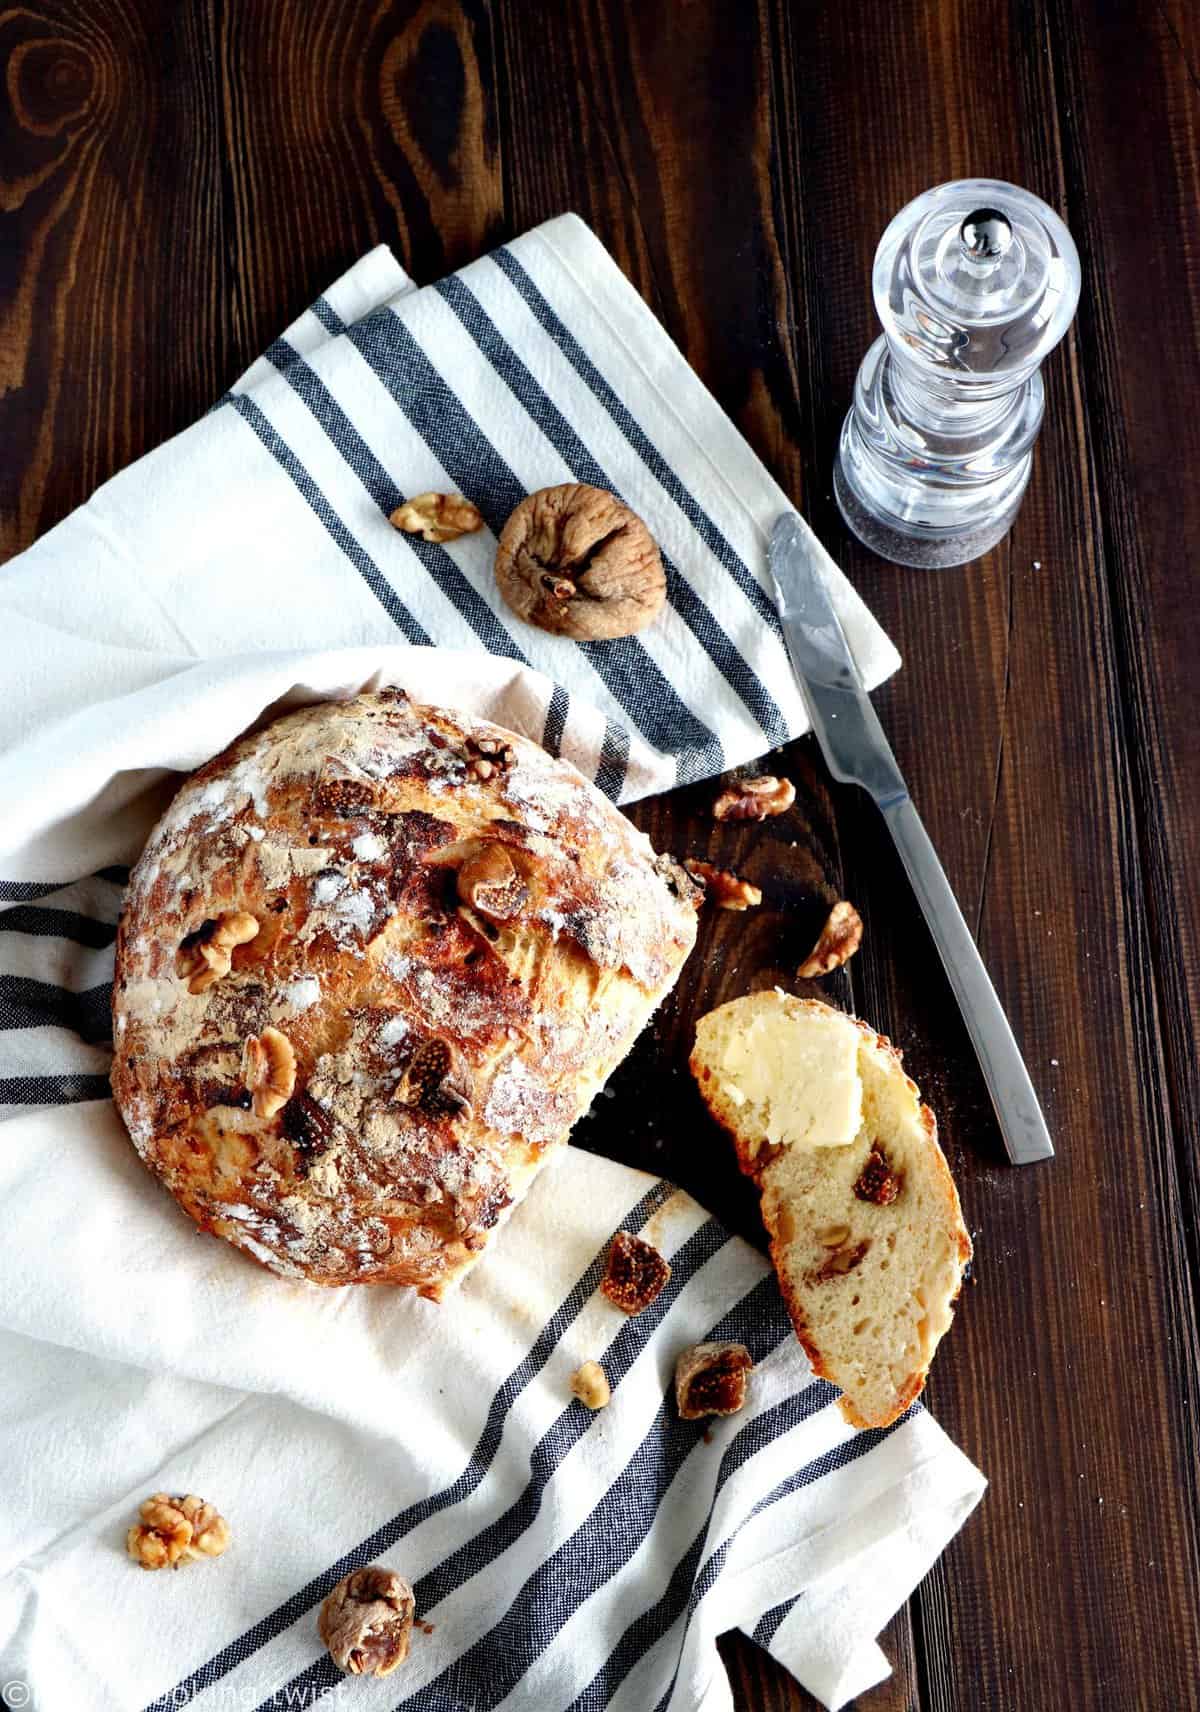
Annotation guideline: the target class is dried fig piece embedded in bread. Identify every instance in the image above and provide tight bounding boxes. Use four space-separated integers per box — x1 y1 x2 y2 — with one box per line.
392 1037 473 1117
495 484 666 640
456 844 528 920
854 1144 902 1206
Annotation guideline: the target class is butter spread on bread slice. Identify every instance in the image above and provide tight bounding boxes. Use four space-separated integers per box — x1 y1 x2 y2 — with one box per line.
691 992 971 1428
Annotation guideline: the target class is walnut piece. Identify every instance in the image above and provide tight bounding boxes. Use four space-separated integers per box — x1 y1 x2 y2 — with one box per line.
798 900 864 977
176 911 259 995
684 858 762 911
813 1238 871 1281
456 844 528 920
712 775 796 822
854 1144 903 1206
601 1230 672 1315
466 734 515 782
390 492 484 544
392 1037 473 1117
675 1343 753 1420
815 1223 851 1249
570 1360 611 1410
126 1492 231 1570
242 1026 296 1119
495 483 666 640
319 1565 415 1678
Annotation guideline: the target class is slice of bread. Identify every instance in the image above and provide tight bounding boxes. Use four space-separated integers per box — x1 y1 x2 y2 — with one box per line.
690 992 971 1429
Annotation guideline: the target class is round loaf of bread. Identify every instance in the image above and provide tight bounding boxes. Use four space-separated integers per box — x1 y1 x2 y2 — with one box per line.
111 691 698 1297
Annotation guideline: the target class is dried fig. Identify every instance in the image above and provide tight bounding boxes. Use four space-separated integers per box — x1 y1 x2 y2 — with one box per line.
494 483 666 640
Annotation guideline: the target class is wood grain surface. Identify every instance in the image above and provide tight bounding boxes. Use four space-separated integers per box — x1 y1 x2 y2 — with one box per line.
4 1 1199 1707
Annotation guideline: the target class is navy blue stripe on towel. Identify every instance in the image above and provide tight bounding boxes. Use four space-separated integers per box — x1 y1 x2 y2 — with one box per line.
225 394 432 647
540 686 570 757
651 1411 915 1711
752 1597 798 1649
259 1214 736 1712
341 309 723 783
0 906 117 949
0 976 112 1044
595 721 631 801
490 247 785 640
310 296 347 337
390 1278 798 1712
434 274 788 750
261 337 530 664
0 1073 112 1105
567 1380 840 1711
143 1181 677 1712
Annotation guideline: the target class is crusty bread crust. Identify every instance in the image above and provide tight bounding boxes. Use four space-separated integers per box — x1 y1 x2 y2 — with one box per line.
691 993 971 1428
112 691 698 1297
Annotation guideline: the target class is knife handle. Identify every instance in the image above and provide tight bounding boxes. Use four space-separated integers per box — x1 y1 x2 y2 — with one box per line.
880 796 1055 1165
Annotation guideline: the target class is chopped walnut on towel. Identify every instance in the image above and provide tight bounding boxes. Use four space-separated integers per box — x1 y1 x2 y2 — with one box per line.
570 1360 611 1410
319 1566 416 1677
126 1493 231 1569
390 492 484 544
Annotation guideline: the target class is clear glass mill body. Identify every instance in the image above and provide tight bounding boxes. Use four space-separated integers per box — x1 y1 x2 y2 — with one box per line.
834 179 1081 569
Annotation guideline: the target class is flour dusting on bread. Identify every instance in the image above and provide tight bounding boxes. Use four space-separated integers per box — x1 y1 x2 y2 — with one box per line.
111 691 697 1297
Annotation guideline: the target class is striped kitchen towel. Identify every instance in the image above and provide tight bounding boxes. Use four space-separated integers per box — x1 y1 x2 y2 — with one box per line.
0 223 981 1712
1 213 898 884
0 1116 984 1712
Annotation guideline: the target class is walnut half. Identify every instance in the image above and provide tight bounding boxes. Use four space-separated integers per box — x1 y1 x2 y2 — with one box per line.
242 1027 296 1119
319 1566 415 1678
495 483 666 640
684 858 762 911
798 900 863 977
390 492 484 544
176 911 259 995
126 1493 231 1570
712 775 796 822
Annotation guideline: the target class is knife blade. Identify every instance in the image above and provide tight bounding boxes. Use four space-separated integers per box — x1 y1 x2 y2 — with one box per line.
768 512 1054 1166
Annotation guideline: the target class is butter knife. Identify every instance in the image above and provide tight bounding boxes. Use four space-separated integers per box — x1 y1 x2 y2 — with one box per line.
769 512 1054 1165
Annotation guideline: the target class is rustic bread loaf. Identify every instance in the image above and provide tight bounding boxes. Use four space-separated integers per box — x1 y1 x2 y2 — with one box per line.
690 992 971 1428
111 691 699 1298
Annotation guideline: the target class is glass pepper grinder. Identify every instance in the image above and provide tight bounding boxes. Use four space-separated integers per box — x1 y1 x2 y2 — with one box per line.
834 178 1081 568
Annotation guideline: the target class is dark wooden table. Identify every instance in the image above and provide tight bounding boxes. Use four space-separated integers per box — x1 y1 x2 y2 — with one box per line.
5 2 1199 1706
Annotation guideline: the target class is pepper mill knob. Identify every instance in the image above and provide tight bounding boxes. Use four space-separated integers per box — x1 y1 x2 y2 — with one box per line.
834 178 1081 568
960 208 1013 261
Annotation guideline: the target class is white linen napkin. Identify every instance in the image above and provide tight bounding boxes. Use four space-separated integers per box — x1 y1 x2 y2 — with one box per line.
0 223 981 1712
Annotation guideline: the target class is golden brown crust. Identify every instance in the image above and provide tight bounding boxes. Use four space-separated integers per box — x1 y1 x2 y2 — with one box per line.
111 692 696 1296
